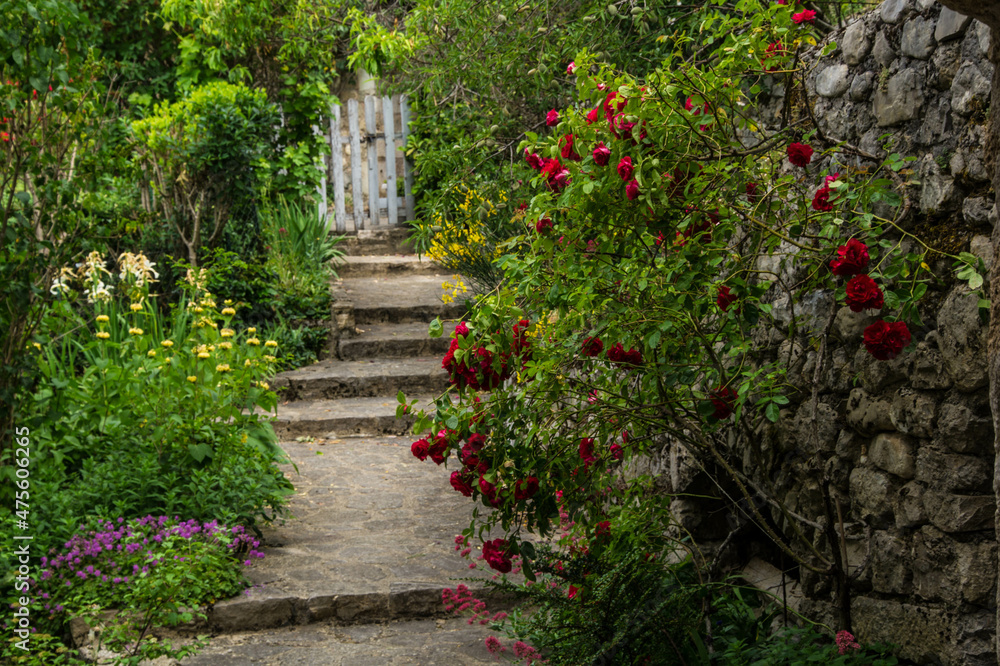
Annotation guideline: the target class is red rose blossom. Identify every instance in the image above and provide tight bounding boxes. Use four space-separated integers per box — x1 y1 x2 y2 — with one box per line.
535 217 553 233
787 142 813 167
524 148 543 171
626 178 640 200
581 336 604 357
593 142 611 166
710 386 738 420
617 156 634 181
410 438 429 461
586 107 600 124
717 285 738 312
812 186 833 211
546 109 560 126
560 134 581 161
845 274 884 312
609 443 623 461
830 238 870 277
482 539 512 573
450 470 474 497
566 61 576 75
746 182 760 202
863 320 911 360
514 476 539 501
792 9 817 23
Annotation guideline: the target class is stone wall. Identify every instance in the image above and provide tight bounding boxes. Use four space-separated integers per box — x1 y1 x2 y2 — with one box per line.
661 2 998 664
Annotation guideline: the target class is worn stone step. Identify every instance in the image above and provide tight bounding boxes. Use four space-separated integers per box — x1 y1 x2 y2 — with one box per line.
273 395 444 439
273 357 449 401
200 437 512 635
177 616 498 665
337 227 413 256
339 275 470 325
334 254 450 278
339 322 457 360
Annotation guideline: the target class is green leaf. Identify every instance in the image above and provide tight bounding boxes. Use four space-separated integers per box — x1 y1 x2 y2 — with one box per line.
428 318 443 338
968 272 984 290
764 401 780 422
444 414 459 430
397 390 405 404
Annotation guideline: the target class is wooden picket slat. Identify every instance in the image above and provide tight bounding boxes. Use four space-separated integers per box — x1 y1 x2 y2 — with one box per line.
400 94 415 221
330 103 346 233
348 99 363 231
365 97 378 228
382 95 398 226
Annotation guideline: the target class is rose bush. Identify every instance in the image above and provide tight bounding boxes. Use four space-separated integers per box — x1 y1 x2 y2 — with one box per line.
399 0 979 639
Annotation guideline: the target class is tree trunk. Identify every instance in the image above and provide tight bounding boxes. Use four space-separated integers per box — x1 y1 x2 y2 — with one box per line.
931 3 1000 661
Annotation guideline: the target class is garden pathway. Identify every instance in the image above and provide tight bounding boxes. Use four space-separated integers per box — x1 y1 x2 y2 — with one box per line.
180 228 499 665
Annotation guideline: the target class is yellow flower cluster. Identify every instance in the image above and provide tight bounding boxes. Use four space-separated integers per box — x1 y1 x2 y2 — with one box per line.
440 275 469 305
425 186 508 272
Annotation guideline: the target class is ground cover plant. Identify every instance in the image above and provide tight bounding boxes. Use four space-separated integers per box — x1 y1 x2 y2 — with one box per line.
393 0 987 660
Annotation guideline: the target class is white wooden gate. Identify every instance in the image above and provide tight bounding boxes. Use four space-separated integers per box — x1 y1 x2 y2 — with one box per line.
318 94 415 233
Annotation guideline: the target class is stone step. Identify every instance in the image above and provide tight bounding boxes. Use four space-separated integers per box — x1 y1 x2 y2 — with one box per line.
199 437 511 636
337 227 413 256
176 616 497 665
339 322 457 360
339 275 469 325
272 395 442 439
273 357 450 401
334 254 449 278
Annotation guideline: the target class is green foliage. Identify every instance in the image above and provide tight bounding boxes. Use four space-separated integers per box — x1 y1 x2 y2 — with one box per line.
261 196 345 269
131 81 280 265
716 623 898 665
160 0 353 199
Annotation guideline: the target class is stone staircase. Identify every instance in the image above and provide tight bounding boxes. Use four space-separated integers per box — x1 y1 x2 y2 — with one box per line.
177 229 499 665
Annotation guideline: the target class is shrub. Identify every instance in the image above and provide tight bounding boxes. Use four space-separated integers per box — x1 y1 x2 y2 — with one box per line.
131 81 280 265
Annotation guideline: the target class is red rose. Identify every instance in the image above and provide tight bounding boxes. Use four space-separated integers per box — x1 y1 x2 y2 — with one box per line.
617 156 634 181
429 430 450 464
524 148 543 171
812 186 833 211
593 142 611 166
684 97 709 115
560 134 581 161
626 179 640 200
830 238 870 277
717 285 738 312
455 321 470 337
514 476 539 501
745 182 760 202
596 521 611 539
863 320 911 360
578 437 597 468
845 274 884 312
566 61 576 75
535 217 553 233
546 109 560 126
609 443 623 461
450 470 474 497
581 336 604 357
787 142 813 167
478 476 500 507
603 91 627 125
710 386 737 420
763 42 787 72
482 538 512 573
792 9 817 23
825 172 841 184
410 438 430 461
541 158 570 192
586 107 600 124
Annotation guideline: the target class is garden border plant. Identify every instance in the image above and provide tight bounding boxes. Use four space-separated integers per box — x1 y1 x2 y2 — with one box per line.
395 0 987 655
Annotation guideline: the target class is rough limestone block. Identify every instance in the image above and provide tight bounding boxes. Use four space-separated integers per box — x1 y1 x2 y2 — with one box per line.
951 60 991 116
816 64 850 97
874 69 923 126
896 481 928 528
870 530 913 594
970 234 993 271
849 72 874 101
901 16 936 60
936 400 993 455
889 389 936 438
842 19 873 65
963 198 992 225
924 491 994 532
879 0 913 24
916 446 992 493
937 285 988 392
918 154 958 214
935 7 972 42
850 466 897 528
869 432 917 478
873 30 897 67
846 387 895 434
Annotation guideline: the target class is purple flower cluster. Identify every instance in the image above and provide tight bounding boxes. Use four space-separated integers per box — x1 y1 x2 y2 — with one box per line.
35 515 263 618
